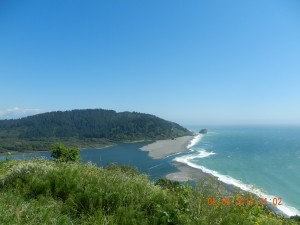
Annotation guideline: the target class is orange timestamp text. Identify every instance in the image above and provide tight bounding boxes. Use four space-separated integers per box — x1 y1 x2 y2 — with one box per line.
207 197 282 207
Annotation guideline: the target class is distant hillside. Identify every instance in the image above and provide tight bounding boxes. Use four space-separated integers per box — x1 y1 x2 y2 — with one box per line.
0 109 192 152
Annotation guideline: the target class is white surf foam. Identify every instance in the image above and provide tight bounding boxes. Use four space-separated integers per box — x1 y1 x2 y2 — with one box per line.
179 149 216 160
174 156 300 217
187 134 203 149
163 134 206 159
197 149 216 158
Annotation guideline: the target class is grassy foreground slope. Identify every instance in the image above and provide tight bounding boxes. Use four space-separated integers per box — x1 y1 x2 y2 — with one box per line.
0 159 298 225
0 109 192 152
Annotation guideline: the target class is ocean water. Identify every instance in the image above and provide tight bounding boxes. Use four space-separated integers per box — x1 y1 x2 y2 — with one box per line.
175 126 300 217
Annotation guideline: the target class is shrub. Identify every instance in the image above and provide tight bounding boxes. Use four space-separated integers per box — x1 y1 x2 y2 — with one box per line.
50 143 81 162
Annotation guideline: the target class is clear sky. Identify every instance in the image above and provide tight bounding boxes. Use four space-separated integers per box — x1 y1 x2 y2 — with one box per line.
1 0 300 125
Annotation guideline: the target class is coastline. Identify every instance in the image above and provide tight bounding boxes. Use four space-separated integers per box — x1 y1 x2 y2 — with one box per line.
141 134 291 218
168 161 288 217
166 161 214 182
139 135 195 159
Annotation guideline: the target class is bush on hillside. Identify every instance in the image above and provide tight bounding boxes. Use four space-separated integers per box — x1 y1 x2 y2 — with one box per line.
51 143 81 162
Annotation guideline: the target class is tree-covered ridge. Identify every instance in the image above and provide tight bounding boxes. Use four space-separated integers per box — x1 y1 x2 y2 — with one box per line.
0 109 192 152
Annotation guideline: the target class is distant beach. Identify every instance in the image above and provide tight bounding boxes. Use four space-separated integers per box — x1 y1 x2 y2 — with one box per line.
140 134 207 182
139 135 194 159
140 134 216 182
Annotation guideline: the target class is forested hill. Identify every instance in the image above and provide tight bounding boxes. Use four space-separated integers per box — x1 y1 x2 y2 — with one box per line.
0 109 192 152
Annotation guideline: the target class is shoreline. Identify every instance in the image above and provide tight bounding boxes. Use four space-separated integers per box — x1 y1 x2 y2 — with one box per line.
139 135 195 159
167 161 288 217
140 134 291 217
166 161 214 182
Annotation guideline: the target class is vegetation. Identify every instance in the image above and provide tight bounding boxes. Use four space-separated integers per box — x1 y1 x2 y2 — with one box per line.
0 109 192 152
0 158 298 225
50 143 81 162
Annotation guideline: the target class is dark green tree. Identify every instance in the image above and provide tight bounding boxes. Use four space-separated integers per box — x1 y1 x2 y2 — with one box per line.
51 143 81 162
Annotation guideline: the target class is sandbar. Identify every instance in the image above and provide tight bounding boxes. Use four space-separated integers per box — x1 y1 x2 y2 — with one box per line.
140 136 194 159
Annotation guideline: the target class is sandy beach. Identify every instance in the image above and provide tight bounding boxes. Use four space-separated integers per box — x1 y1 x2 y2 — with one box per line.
166 161 214 182
139 135 194 159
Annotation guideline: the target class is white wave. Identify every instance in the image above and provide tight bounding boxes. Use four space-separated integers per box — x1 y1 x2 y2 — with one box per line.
174 156 300 217
163 134 207 160
176 149 216 160
197 150 216 158
187 134 203 149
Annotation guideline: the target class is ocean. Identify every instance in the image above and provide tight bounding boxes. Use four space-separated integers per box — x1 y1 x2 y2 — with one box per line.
175 126 300 217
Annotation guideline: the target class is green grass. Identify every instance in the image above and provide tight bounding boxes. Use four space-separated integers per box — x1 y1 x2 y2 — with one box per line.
0 159 299 225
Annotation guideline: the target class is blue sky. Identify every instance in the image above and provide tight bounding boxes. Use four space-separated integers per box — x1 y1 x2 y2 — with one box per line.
1 0 300 125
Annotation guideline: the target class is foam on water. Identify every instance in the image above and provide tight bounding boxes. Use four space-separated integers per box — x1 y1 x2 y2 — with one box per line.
178 149 216 160
186 134 216 159
197 149 216 158
187 134 203 149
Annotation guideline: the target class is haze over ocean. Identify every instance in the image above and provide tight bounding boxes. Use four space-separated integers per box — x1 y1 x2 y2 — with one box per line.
175 126 300 217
